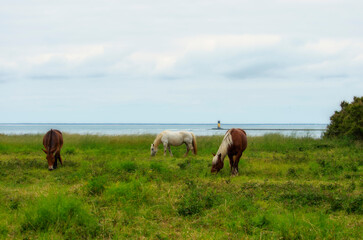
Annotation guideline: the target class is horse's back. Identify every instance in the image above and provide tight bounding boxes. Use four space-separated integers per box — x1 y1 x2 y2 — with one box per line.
55 130 63 148
161 130 192 145
43 129 63 150
229 128 247 152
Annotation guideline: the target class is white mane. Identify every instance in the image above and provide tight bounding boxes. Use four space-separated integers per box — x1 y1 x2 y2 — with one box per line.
213 130 233 163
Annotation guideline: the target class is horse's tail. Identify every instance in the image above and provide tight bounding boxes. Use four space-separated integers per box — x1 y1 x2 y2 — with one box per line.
191 133 197 155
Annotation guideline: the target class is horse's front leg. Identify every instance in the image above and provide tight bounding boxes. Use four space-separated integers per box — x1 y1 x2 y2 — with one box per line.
163 143 168 156
53 154 58 169
231 153 242 176
168 145 173 157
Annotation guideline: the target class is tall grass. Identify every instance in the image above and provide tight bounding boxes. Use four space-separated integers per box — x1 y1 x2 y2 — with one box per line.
21 194 99 238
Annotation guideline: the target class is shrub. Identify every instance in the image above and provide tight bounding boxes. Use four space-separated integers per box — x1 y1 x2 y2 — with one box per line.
324 96 363 140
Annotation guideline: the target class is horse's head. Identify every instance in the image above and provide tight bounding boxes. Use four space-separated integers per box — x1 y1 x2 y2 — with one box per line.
42 149 56 170
211 153 223 173
150 144 158 156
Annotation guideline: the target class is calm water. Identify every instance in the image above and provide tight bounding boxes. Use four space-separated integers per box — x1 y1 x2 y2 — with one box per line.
0 123 327 138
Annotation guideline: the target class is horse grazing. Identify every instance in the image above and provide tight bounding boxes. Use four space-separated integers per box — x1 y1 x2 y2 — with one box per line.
150 130 197 157
211 128 247 175
42 129 63 171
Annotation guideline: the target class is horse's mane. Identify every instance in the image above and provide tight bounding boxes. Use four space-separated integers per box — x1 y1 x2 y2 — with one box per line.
153 132 163 148
215 130 233 159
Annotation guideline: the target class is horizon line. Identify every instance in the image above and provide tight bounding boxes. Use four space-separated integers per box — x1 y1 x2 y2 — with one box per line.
0 122 329 125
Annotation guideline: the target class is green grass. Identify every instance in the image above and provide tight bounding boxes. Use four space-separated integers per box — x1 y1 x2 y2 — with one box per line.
0 133 362 239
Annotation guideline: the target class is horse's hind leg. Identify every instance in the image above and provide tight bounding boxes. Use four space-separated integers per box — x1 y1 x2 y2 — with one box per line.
59 153 63 165
232 153 242 176
228 154 234 173
184 144 190 157
187 143 195 155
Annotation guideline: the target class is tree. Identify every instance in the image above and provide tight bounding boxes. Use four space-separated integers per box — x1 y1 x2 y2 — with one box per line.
324 96 363 140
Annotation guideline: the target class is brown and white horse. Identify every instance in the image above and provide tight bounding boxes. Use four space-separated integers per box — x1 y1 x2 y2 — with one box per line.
211 128 247 175
42 129 63 170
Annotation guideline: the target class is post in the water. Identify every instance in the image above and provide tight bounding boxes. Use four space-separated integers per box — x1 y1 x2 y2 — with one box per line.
217 120 221 129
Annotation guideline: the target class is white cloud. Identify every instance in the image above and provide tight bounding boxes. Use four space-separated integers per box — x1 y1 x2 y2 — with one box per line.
303 39 351 54
179 34 282 52
25 45 105 65
129 52 178 72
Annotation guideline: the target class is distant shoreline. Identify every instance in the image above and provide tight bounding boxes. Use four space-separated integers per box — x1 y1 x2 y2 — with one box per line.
0 123 327 138
0 123 328 125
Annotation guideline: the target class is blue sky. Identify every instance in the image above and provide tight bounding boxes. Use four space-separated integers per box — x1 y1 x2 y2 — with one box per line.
0 0 362 123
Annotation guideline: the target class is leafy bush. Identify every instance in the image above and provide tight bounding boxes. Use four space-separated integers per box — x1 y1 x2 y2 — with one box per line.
325 96 363 140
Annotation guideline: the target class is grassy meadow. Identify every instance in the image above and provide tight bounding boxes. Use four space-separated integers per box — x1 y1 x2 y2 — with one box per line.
0 133 362 239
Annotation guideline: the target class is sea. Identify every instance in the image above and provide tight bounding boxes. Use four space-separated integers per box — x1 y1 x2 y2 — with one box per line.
0 123 327 138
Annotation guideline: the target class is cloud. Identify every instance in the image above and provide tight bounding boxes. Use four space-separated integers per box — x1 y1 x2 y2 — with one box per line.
178 34 282 52
1 35 362 85
303 39 354 55
25 45 105 65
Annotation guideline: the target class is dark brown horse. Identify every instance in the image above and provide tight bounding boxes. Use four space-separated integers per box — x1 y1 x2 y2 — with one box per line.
42 129 63 171
211 128 247 175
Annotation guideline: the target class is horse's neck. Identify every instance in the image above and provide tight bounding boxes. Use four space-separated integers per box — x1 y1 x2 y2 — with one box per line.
153 133 163 148
217 146 228 160
217 131 232 160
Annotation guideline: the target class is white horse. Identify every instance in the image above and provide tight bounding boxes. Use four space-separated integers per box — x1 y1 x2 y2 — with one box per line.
150 130 197 157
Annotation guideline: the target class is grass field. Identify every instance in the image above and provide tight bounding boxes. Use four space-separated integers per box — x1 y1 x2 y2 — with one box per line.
0 133 362 239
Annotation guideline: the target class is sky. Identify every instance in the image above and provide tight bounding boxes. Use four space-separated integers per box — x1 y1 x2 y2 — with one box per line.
0 0 362 124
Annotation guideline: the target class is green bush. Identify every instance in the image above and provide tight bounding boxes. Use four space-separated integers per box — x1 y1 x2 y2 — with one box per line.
325 96 363 140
